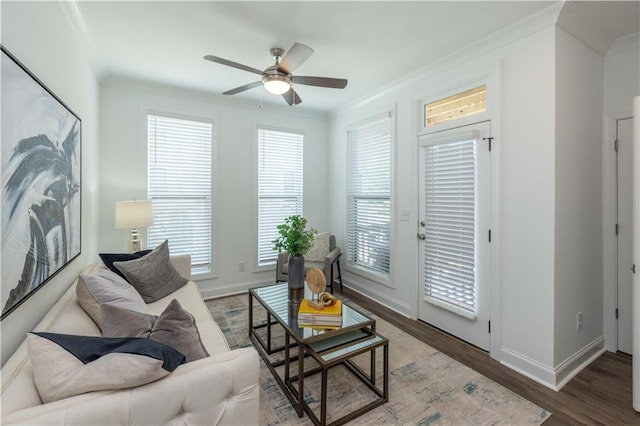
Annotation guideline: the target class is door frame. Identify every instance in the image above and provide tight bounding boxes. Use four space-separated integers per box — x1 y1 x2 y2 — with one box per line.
413 67 502 358
603 112 633 352
415 116 502 357
632 96 639 412
615 116 634 354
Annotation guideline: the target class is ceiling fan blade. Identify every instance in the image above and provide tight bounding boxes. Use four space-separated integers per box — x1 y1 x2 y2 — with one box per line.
204 55 263 76
278 42 314 74
223 81 263 95
292 76 348 89
282 88 302 106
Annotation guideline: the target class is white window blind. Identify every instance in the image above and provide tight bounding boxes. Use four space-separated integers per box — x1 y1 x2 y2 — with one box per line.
347 116 391 276
423 138 477 314
148 114 212 274
258 127 303 266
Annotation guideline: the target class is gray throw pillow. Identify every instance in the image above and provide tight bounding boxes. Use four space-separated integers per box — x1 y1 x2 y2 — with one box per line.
101 299 209 363
113 240 188 303
76 269 146 329
27 332 184 403
99 250 152 281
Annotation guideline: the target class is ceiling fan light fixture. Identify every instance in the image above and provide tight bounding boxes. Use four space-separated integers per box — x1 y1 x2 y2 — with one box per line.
262 75 291 95
204 42 347 105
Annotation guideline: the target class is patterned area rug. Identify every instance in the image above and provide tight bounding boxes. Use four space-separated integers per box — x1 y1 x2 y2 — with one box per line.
206 293 550 425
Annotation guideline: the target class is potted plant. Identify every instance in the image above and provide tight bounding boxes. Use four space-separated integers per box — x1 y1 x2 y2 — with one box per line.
273 215 317 303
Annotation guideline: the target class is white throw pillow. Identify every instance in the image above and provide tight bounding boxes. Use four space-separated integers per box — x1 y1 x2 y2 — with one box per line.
27 332 185 403
76 269 146 329
305 232 330 262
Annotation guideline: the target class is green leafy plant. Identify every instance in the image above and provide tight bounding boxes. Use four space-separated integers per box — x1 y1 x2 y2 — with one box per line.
272 215 317 257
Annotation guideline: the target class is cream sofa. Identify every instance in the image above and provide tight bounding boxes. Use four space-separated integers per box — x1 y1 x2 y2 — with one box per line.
1 255 260 425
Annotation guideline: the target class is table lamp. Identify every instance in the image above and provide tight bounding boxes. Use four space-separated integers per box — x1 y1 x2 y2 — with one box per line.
115 199 153 252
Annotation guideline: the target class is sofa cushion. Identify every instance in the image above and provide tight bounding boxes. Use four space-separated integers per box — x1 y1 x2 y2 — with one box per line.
101 299 209 362
26 332 185 403
99 249 152 281
305 232 330 262
76 269 146 329
114 240 188 303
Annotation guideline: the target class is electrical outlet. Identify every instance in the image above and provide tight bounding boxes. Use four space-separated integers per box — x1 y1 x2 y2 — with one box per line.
576 312 583 331
238 261 245 272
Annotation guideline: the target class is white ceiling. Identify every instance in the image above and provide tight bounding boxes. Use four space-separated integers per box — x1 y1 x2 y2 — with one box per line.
74 1 639 112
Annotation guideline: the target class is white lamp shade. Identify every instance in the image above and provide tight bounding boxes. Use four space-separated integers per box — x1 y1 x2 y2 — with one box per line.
263 79 291 95
115 200 153 229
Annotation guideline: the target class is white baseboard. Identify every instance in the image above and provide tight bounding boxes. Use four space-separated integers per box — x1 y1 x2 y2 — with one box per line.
499 336 605 391
198 278 274 301
343 277 411 317
499 347 557 389
554 336 605 390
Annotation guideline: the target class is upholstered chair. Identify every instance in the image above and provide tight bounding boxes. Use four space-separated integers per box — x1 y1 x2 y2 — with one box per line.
276 233 343 292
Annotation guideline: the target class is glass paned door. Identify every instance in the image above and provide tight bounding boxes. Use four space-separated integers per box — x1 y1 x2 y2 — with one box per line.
418 121 491 350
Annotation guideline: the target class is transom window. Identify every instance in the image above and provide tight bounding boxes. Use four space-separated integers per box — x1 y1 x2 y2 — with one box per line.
425 85 486 127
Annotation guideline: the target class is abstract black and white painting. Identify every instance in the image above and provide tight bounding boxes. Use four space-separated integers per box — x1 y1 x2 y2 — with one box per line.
1 46 81 319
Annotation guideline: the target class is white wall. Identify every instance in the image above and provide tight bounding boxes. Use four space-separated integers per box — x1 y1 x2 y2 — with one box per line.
329 11 561 386
0 1 100 364
554 27 605 383
99 79 329 298
498 27 557 373
604 35 640 118
328 3 615 388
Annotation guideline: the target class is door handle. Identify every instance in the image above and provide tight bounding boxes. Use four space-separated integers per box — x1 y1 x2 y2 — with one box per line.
417 233 426 240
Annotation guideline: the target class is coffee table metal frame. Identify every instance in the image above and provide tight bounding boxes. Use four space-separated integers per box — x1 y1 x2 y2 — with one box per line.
248 283 388 426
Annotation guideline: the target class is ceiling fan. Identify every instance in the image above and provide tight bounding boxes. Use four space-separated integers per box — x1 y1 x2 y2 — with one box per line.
204 42 348 106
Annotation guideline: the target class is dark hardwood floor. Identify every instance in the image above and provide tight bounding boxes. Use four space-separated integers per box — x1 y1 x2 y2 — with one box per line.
337 287 640 425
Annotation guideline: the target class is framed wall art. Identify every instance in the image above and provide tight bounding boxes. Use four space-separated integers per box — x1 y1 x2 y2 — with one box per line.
1 45 81 319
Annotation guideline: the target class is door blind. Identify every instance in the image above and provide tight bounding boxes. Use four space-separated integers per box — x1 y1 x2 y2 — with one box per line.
347 116 391 276
423 138 477 313
258 128 303 266
148 114 212 274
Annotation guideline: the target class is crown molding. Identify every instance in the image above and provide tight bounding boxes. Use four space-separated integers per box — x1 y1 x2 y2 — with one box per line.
557 1 617 56
606 32 640 57
331 2 564 117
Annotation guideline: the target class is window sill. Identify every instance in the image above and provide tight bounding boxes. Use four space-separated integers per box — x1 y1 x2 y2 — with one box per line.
345 263 393 289
254 262 277 273
192 271 218 282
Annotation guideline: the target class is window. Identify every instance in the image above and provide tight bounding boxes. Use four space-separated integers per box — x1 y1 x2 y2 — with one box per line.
425 85 486 127
148 114 212 274
347 115 391 277
257 127 303 266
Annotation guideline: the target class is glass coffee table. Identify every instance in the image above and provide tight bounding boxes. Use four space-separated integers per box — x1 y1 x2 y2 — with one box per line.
249 283 388 426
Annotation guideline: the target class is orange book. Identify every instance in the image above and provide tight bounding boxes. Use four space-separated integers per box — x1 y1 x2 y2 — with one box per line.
298 298 342 316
